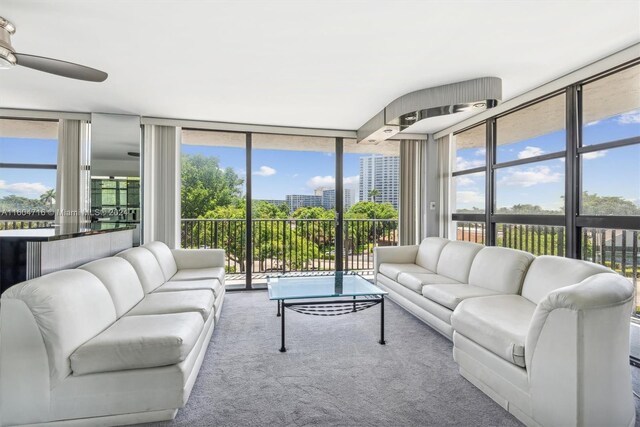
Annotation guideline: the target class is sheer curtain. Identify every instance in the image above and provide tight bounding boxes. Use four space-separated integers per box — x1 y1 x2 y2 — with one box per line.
142 125 181 248
56 119 91 232
399 139 428 245
437 135 452 238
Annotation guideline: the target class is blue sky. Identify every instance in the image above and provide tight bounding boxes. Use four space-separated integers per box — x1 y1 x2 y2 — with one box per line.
1 109 638 211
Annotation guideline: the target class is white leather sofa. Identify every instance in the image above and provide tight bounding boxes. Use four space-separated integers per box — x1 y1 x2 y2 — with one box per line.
374 237 635 427
0 241 225 427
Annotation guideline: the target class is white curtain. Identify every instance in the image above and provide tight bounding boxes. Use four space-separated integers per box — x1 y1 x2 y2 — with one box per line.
437 135 452 238
399 139 428 245
143 125 181 248
55 119 91 232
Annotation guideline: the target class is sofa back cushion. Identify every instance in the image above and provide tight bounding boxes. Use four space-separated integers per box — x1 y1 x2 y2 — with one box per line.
116 247 166 293
1 270 116 387
142 241 178 281
415 237 450 272
521 256 612 304
436 240 484 283
468 247 535 294
79 257 145 317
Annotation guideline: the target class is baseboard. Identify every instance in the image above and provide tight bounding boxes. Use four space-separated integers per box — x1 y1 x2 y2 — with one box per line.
10 409 178 427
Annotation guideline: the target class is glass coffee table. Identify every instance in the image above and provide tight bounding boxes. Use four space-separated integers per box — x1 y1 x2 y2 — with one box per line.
267 272 388 352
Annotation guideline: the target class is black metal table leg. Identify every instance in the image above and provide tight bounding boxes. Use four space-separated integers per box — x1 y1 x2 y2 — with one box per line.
277 299 281 317
352 295 356 312
379 296 386 345
279 299 286 352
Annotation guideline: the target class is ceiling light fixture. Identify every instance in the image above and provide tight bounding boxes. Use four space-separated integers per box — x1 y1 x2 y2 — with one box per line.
473 102 486 108
127 152 140 158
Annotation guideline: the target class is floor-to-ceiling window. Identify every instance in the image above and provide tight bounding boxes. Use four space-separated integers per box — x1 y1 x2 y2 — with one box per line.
0 118 58 229
180 129 247 286
343 138 400 272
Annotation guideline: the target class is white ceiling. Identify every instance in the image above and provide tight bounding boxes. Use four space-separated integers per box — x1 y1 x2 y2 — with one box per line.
0 0 639 134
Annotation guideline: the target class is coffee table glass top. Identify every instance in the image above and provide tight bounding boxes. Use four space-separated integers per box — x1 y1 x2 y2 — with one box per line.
267 272 387 300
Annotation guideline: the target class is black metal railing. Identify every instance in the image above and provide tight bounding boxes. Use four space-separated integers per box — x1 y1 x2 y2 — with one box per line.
181 218 398 274
581 228 639 290
497 223 565 256
455 222 486 244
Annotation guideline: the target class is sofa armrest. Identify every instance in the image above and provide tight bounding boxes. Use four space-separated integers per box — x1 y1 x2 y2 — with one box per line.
525 273 635 426
171 249 226 270
373 245 419 276
0 299 51 426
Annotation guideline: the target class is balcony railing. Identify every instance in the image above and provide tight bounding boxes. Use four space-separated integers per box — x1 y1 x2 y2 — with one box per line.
181 218 399 274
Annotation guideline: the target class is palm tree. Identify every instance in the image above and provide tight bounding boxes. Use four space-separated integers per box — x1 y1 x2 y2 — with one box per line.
39 189 56 207
368 188 380 203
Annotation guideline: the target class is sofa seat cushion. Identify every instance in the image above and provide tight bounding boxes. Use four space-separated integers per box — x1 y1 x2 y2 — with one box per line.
422 284 500 310
451 295 535 368
379 263 432 281
396 272 461 293
70 313 203 376
171 267 225 282
125 290 214 321
155 278 223 297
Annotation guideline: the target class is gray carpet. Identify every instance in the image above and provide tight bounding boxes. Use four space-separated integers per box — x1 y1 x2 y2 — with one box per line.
140 291 527 427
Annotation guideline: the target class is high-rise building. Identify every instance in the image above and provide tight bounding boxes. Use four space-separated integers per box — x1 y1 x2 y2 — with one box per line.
286 194 322 212
359 155 400 209
320 188 354 210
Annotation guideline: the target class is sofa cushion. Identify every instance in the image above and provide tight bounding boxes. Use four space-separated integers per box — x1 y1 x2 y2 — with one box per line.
143 241 179 281
171 266 226 282
79 257 145 317
422 284 500 310
415 237 450 272
2 270 117 387
379 263 432 281
70 312 203 375
451 295 536 368
126 290 214 321
155 278 224 297
117 247 166 293
521 256 612 304
436 241 484 283
468 247 535 294
396 272 460 293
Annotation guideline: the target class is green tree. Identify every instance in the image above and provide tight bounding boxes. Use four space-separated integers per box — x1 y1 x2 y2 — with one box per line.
39 189 56 207
292 206 334 219
181 154 244 218
345 201 398 220
581 192 640 216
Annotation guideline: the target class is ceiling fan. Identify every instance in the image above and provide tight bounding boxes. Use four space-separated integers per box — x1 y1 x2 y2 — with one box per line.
0 16 108 82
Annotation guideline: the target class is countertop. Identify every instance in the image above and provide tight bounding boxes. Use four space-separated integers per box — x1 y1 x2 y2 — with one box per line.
0 223 136 241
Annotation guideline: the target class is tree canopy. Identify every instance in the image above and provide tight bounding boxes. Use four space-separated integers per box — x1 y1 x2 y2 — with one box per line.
181 154 244 218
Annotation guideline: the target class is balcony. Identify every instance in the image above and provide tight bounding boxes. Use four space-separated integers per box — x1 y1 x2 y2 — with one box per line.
180 218 398 284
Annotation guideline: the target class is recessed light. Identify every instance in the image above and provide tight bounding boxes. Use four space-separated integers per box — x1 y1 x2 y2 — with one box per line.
127 151 140 157
405 115 417 121
473 102 486 108
383 129 394 133
368 139 376 143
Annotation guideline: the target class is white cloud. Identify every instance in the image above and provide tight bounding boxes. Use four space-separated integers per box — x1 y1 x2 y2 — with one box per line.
292 173 299 178
253 166 276 176
582 150 607 160
307 175 335 189
499 166 562 188
456 191 484 205
456 156 484 170
455 176 475 187
475 148 486 156
0 180 51 197
585 120 601 127
616 110 640 125
344 175 359 185
517 146 545 159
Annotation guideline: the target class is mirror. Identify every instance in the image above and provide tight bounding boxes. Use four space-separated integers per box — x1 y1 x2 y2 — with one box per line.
90 113 141 244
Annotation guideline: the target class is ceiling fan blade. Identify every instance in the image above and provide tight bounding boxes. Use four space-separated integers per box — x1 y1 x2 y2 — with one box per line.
14 53 108 82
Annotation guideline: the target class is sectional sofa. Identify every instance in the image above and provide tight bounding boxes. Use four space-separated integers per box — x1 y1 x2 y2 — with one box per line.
374 237 635 427
0 241 225 427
